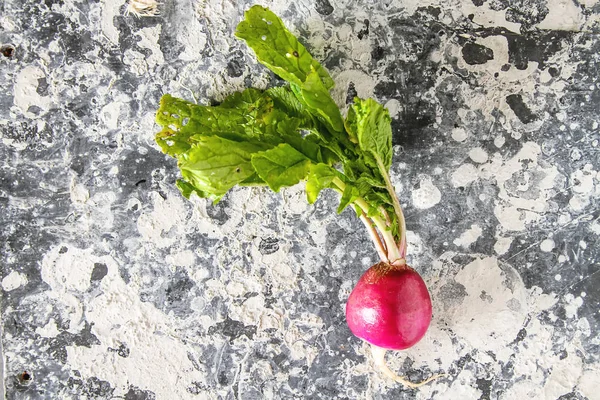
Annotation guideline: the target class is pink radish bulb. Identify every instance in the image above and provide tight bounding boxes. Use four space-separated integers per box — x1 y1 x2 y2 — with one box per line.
346 262 432 349
346 262 440 388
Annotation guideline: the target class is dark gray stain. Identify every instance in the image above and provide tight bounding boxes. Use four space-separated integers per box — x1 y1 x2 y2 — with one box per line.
462 42 494 65
371 46 386 62
66 376 114 398
163 269 196 314
36 77 49 96
90 263 108 282
476 378 493 400
259 237 280 255
108 343 130 358
125 386 157 400
505 2 550 31
557 392 587 400
506 94 537 124
208 316 257 344
451 254 476 265
346 82 358 104
438 281 468 311
315 0 334 16
227 50 245 78
187 381 209 395
357 19 370 40
205 197 231 225
503 30 573 70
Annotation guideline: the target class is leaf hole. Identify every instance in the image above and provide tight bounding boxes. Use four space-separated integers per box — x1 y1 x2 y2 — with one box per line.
171 113 180 119
182 117 189 126
261 35 267 40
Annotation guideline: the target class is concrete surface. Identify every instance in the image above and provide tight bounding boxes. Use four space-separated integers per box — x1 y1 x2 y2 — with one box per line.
1 0 599 399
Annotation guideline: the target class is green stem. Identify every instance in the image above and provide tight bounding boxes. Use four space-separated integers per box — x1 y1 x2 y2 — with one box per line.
332 177 402 264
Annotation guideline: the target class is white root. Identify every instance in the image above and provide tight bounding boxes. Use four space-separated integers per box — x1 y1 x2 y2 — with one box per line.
370 345 445 389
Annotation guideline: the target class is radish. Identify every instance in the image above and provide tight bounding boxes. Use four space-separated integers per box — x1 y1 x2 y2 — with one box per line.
346 262 441 387
346 263 432 350
154 5 444 387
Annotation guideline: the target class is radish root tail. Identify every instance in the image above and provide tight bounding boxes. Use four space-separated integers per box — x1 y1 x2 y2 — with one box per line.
370 345 445 389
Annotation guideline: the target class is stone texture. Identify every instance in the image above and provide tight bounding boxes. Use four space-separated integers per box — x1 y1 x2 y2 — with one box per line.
1 0 599 398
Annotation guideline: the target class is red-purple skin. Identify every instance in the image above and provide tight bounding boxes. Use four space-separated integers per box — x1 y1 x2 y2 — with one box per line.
345 263 432 350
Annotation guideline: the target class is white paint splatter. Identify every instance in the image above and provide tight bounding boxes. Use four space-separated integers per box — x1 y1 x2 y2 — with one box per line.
411 175 442 209
543 348 584 399
137 191 188 248
165 249 196 268
13 65 54 118
540 239 555 252
451 163 479 188
537 0 585 31
481 142 560 232
494 134 506 148
384 99 402 119
564 294 584 319
494 236 513 255
101 0 123 44
69 178 90 204
35 318 61 338
62 251 212 399
468 147 488 164
41 247 96 293
2 271 28 291
332 70 375 108
568 164 598 212
453 224 483 248
451 127 468 142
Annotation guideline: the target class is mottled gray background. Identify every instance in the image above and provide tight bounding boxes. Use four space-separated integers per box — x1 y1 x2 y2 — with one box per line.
1 0 599 399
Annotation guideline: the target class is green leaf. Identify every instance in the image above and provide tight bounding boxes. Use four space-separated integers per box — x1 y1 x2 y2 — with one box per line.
155 91 270 157
235 6 355 160
305 163 340 204
235 5 334 89
348 98 393 171
178 136 272 201
176 179 208 199
220 88 264 108
266 86 312 125
251 143 311 192
239 173 266 186
338 183 360 214
344 104 359 144
291 70 344 134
